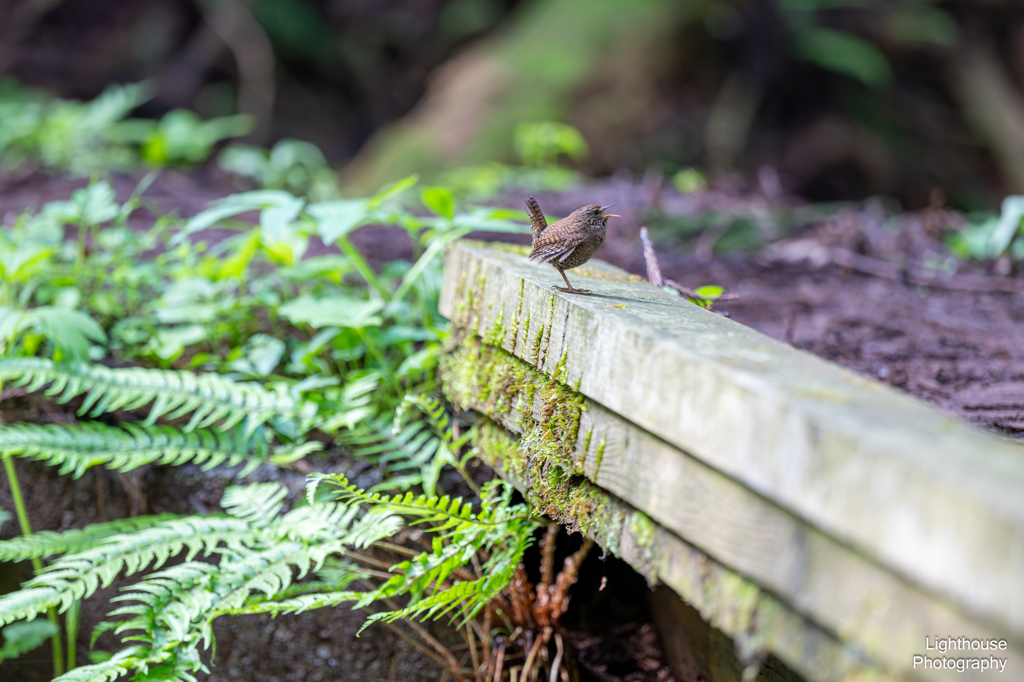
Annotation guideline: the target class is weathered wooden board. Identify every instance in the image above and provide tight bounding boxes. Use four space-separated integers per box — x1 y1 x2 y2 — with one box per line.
442 333 1020 681
468 416 893 682
439 242 1024 647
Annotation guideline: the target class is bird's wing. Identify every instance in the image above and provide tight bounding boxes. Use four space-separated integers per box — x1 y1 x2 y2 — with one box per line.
525 196 547 239
529 229 587 264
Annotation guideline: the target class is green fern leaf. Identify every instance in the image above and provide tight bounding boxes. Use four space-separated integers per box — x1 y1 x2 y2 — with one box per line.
0 587 63 628
215 590 361 618
0 422 262 478
333 416 441 493
0 514 178 562
51 646 152 682
50 646 149 682
0 516 253 625
221 483 287 528
0 357 316 436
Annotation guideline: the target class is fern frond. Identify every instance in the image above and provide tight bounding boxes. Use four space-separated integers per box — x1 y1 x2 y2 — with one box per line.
361 573 509 631
0 516 253 625
308 473 526 529
317 373 379 432
0 357 316 436
115 541 343 650
0 587 64 628
0 422 262 478
215 589 362 618
335 413 436 466
221 483 287 528
50 646 151 682
397 394 455 442
0 514 178 562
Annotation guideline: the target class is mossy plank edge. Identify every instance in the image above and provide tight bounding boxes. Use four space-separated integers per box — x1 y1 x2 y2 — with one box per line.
470 418 899 682
440 333 1021 682
438 240 1024 638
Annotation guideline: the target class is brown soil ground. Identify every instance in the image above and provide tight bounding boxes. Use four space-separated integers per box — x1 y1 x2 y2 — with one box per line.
524 173 1024 442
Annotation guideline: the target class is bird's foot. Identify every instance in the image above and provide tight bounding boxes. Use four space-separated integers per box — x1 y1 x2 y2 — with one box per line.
552 285 593 295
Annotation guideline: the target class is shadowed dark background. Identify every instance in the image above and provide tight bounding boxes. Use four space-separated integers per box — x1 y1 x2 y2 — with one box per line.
2 0 1024 208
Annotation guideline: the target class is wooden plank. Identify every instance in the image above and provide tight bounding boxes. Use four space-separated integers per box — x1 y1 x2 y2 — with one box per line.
439 241 1024 642
469 416 897 682
441 334 1021 681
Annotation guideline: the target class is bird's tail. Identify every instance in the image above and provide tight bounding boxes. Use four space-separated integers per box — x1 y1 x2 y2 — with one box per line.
526 196 547 240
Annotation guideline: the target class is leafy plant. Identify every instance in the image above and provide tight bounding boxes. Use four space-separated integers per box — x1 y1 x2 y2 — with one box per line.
0 167 597 682
947 195 1024 262
218 138 340 200
0 82 251 174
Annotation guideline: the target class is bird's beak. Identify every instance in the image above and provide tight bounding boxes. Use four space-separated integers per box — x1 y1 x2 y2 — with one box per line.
601 204 619 219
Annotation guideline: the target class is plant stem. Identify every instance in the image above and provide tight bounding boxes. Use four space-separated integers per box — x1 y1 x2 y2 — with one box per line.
336 237 390 300
3 456 65 676
66 599 81 670
354 328 399 395
77 223 87 265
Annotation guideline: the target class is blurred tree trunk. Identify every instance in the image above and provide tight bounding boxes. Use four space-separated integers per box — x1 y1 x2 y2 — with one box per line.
340 0 692 194
948 41 1024 194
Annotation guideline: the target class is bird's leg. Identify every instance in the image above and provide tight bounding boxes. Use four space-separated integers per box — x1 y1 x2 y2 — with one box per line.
552 268 592 295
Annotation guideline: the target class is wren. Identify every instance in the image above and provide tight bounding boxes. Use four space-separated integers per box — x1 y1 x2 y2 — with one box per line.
525 196 619 295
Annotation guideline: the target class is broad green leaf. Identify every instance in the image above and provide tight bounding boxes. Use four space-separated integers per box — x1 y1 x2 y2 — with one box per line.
27 307 107 360
0 619 60 663
243 334 286 376
693 285 723 300
260 229 308 266
176 190 305 244
217 231 261 280
0 243 53 283
279 295 384 329
367 175 418 208
259 194 306 243
147 325 207 360
308 199 370 244
421 187 455 220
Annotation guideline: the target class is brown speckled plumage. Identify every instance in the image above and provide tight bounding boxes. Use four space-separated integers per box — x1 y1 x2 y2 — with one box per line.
526 196 618 295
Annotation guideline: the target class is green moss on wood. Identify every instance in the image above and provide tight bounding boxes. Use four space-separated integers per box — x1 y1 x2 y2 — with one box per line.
441 334 642 561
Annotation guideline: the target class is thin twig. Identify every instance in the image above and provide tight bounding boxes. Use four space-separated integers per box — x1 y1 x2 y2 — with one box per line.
376 540 421 557
639 227 663 287
493 640 506 682
549 633 564 682
381 621 449 670
463 624 480 677
404 618 467 682
343 548 395 570
520 631 546 682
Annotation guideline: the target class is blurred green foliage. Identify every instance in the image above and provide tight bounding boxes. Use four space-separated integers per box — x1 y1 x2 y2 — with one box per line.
438 120 588 200
777 0 957 88
948 196 1024 262
219 139 340 200
0 82 252 174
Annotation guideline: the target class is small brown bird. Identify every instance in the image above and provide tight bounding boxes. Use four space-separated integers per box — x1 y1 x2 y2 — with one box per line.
526 196 619 295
